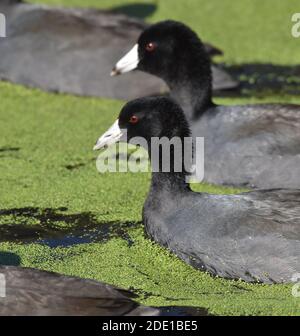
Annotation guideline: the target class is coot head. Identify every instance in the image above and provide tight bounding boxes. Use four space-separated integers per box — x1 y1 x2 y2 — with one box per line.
111 20 211 84
93 96 190 150
94 96 193 191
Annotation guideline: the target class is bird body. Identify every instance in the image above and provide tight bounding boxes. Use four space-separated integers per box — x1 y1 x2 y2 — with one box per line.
0 3 234 99
94 97 300 284
144 188 300 283
193 104 300 187
0 266 158 316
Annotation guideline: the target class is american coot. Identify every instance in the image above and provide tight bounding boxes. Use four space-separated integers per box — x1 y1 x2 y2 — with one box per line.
0 3 236 99
0 266 159 316
111 20 300 189
94 97 300 284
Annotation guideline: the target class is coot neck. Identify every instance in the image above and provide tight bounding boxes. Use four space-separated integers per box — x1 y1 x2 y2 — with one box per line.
150 171 191 195
164 48 213 121
147 139 192 195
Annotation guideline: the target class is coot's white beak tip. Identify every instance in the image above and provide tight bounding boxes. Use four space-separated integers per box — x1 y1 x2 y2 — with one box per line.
111 44 139 76
110 67 120 77
93 119 123 151
93 143 102 151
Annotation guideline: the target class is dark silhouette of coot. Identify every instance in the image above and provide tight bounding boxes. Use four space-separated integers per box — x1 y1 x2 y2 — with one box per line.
94 97 300 284
0 266 159 316
111 20 300 189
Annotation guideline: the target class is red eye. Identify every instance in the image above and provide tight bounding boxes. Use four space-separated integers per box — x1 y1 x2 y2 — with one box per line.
145 42 156 52
129 115 139 124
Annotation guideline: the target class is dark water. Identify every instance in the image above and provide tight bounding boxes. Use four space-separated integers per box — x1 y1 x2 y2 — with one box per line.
217 63 300 97
0 207 137 247
0 147 20 152
0 207 213 316
0 146 21 159
111 3 157 20
158 306 210 316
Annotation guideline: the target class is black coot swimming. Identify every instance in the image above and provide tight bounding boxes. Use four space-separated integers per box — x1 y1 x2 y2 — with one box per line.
94 97 300 284
111 20 300 189
0 266 158 316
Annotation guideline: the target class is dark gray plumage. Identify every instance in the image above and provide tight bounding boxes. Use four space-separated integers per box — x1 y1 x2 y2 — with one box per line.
192 104 300 188
144 188 300 283
0 1 236 100
94 97 300 284
0 266 159 316
112 20 300 188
